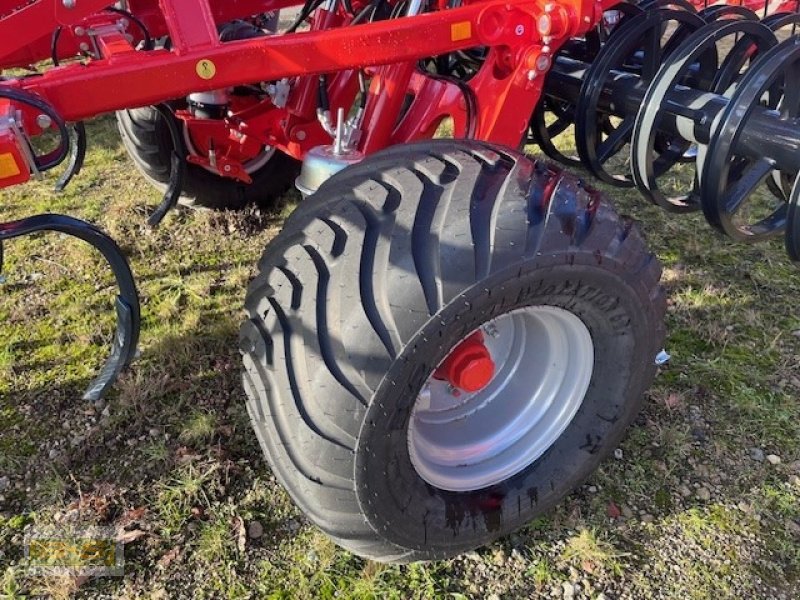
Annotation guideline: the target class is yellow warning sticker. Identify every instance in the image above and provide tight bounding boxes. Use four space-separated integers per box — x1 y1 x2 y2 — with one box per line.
0 152 21 179
451 21 472 42
196 59 217 80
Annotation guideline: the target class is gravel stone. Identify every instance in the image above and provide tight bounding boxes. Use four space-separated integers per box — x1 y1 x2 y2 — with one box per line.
696 487 711 501
247 520 264 539
0 476 9 492
750 448 765 462
613 448 623 460
562 581 576 598
766 454 781 465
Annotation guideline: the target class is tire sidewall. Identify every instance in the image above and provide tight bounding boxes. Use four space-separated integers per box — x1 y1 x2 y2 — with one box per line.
355 259 657 558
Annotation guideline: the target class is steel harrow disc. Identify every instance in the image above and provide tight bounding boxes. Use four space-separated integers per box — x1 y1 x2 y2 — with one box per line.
701 36 800 242
762 11 800 31
631 18 777 212
698 4 758 22
574 7 706 187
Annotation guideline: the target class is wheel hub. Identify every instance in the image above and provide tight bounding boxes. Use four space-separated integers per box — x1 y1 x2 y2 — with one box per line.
407 305 595 492
433 331 495 393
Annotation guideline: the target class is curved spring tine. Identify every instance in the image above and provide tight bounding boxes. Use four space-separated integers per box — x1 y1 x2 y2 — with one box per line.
55 122 87 192
0 214 140 401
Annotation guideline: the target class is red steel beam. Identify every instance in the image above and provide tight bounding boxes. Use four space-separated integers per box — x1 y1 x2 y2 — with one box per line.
15 0 595 122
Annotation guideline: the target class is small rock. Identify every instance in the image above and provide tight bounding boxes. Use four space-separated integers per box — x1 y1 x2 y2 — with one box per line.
487 594 501 600
613 448 624 460
641 514 654 523
678 484 693 498
149 428 160 437
247 520 264 539
596 594 610 600
789 475 800 487
750 448 765 462
587 485 598 493
737 501 753 514
766 454 781 465
562 581 576 598
788 460 800 473
0 476 9 492
287 519 300 532
621 504 634 519
48 448 59 460
101 406 111 419
696 487 711 502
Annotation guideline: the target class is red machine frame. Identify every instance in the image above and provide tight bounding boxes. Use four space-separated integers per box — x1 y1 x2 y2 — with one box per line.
1 0 797 189
0 0 608 183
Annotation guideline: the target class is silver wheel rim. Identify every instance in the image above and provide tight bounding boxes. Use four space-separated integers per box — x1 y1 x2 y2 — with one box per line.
407 305 595 492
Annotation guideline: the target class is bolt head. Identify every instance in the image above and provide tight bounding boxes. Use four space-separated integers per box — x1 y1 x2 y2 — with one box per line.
296 130 307 141
36 114 52 130
62 0 76 8
74 26 85 36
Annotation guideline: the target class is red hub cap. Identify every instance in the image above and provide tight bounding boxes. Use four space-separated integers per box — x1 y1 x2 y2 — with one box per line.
433 331 495 393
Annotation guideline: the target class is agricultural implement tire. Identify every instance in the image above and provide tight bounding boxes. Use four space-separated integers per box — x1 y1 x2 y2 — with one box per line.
116 106 299 210
239 139 666 562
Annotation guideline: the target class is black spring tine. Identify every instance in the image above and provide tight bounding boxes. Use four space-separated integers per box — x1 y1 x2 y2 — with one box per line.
55 122 87 192
147 104 186 228
0 214 141 401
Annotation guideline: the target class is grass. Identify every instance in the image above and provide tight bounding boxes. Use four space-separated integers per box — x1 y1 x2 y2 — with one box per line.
0 116 799 598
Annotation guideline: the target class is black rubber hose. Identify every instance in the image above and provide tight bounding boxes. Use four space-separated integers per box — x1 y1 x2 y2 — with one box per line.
51 26 62 67
427 73 478 138
105 6 154 51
